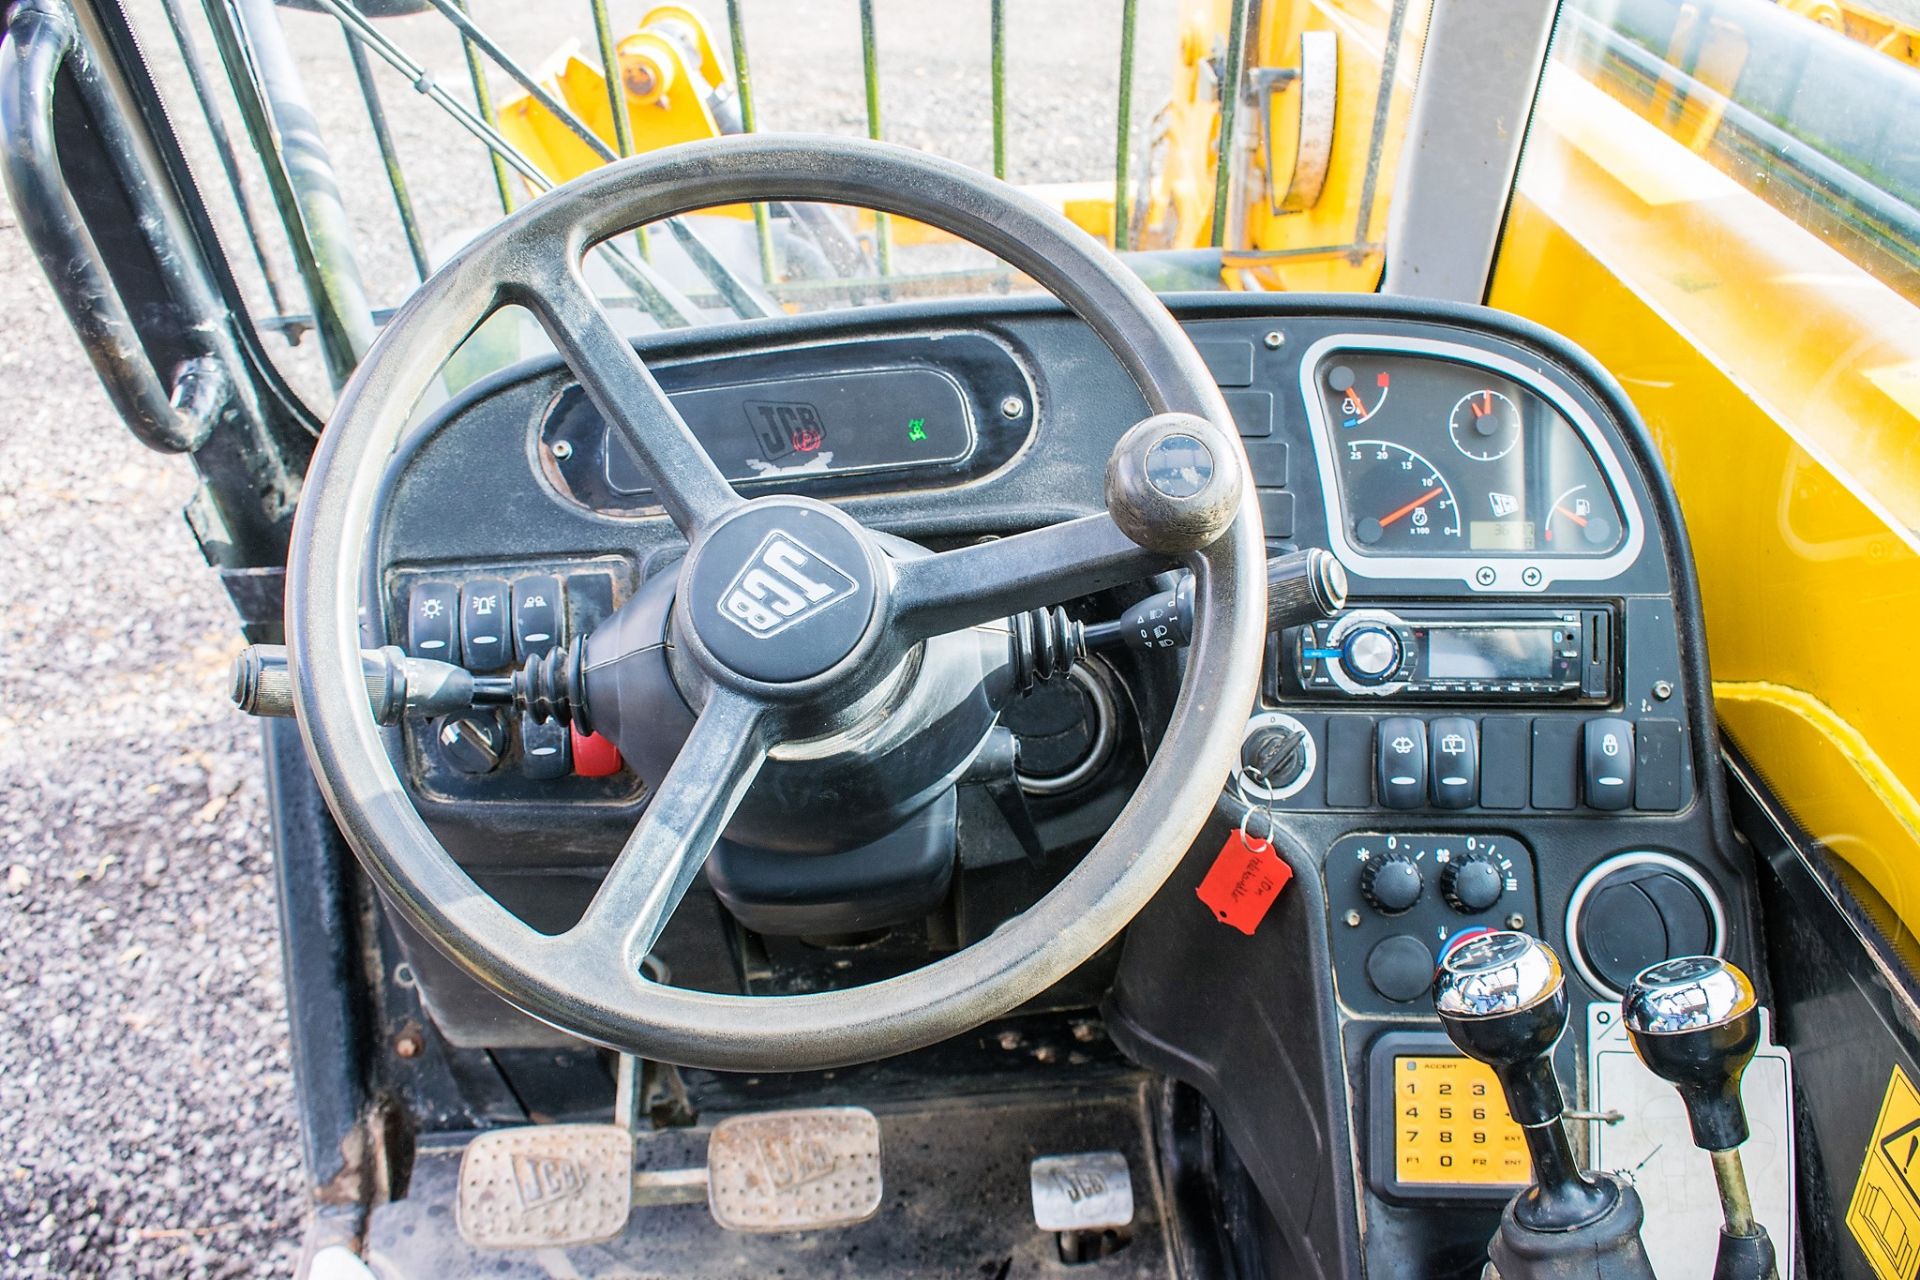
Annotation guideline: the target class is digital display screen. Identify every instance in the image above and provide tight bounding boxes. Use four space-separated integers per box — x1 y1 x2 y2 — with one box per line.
1393 1056 1530 1187
1426 627 1557 680
595 366 974 496
1470 520 1536 551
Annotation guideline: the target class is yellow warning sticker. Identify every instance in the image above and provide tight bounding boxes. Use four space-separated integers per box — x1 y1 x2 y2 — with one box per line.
1849 1063 1920 1280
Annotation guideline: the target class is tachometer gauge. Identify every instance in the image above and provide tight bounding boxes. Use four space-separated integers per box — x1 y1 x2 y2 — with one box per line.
1449 389 1522 461
1341 440 1463 552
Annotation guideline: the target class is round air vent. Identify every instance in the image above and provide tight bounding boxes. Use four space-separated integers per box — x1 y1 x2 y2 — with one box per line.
1566 851 1725 998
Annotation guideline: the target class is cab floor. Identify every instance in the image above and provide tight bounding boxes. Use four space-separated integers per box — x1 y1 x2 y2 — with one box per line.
362 1080 1181 1279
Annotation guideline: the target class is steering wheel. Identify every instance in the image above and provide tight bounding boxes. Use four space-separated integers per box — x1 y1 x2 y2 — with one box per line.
288 136 1267 1072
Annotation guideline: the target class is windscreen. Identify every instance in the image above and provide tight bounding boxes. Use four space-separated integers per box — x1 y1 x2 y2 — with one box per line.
129 0 1430 416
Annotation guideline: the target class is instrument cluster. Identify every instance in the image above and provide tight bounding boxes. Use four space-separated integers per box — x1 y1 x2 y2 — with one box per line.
1299 335 1640 592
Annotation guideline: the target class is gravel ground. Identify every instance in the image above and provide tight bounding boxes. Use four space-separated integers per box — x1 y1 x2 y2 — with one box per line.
0 2 1171 1275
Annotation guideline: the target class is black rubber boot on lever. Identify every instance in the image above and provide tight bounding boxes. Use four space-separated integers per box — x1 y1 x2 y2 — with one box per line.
1623 957 1780 1280
1433 932 1657 1280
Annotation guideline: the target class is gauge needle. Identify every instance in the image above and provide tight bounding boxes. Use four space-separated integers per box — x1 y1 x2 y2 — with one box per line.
1379 487 1443 528
1474 392 1494 417
1553 504 1589 527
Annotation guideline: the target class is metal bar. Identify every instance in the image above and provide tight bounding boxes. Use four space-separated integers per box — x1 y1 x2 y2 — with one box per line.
0 0 204 450
859 0 892 275
309 0 696 328
1114 0 1138 250
725 0 778 286
1352 0 1411 249
426 0 614 162
1381 0 1556 300
588 0 650 260
663 220 772 318
434 0 762 315
590 0 635 158
990 0 1007 179
1211 0 1248 248
154 0 288 314
343 29 428 281
199 0 371 381
449 0 515 215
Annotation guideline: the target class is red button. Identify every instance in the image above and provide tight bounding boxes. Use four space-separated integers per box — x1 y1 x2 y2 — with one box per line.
570 727 623 777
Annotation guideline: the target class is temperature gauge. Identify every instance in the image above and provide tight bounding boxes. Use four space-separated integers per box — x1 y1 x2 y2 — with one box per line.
1449 389 1522 461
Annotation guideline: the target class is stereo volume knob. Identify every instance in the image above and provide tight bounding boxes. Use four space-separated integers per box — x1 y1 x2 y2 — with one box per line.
1361 851 1424 914
1340 624 1402 684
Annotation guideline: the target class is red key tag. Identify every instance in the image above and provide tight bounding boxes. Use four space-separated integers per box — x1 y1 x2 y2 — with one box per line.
1196 821 1294 936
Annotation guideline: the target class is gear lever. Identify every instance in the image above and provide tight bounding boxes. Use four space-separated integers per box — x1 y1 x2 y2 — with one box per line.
1623 956 1779 1280
1433 932 1655 1280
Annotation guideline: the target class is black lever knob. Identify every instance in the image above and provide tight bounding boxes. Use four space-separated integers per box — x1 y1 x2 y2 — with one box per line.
1625 957 1778 1280
1622 955 1759 1151
1434 932 1617 1232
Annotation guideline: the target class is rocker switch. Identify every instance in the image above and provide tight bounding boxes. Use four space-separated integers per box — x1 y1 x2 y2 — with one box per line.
1583 718 1635 811
1376 716 1428 810
461 578 512 671
1429 717 1478 809
520 713 571 780
512 575 565 661
407 582 459 662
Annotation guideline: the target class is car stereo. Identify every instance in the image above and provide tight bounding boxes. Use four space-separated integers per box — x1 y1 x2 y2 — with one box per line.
1281 605 1613 702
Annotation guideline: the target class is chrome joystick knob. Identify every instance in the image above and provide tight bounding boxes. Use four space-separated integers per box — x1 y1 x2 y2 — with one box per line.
1434 931 1569 1128
1624 957 1778 1280
1622 955 1760 1151
1434 932 1618 1232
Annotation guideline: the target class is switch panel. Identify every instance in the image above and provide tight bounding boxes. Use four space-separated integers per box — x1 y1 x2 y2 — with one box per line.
1324 833 1538 1018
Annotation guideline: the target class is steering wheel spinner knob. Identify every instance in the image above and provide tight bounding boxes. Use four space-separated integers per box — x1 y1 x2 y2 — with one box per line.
1106 413 1247 553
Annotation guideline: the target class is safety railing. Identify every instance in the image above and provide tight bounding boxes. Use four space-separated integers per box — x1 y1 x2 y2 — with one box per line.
145 0 1253 382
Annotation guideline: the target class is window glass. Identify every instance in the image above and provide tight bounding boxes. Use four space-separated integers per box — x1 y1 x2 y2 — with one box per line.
128 0 1429 415
1492 0 1920 925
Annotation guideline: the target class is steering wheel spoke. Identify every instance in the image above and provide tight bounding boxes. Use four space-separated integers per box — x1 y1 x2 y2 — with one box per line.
889 513 1174 642
523 268 741 535
566 687 771 972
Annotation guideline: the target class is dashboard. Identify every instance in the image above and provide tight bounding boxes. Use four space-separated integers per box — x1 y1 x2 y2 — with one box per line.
371 294 1752 1280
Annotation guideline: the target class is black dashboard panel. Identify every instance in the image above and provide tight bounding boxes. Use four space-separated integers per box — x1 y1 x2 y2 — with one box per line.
538 332 1035 514
371 294 1751 1280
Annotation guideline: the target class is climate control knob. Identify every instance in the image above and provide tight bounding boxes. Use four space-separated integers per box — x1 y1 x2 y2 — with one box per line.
1340 624 1402 685
1442 851 1507 914
1361 851 1424 914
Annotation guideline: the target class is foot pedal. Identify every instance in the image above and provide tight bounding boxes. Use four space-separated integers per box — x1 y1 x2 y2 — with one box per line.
1030 1151 1134 1231
706 1106 883 1232
456 1124 634 1249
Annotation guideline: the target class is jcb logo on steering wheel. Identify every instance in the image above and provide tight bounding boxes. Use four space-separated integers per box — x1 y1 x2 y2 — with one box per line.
717 532 858 639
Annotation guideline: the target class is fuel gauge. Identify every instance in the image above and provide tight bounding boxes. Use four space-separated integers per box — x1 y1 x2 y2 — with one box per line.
1546 484 1618 549
1449 389 1522 461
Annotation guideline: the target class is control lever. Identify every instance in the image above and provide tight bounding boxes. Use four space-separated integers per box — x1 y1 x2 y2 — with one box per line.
1433 932 1656 1280
1623 957 1779 1280
230 643 515 724
1082 547 1348 655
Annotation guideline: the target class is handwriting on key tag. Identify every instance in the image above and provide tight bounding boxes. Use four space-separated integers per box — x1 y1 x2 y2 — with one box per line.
1196 812 1294 936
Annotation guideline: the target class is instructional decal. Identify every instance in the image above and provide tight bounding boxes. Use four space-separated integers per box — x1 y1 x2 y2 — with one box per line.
1848 1062 1920 1280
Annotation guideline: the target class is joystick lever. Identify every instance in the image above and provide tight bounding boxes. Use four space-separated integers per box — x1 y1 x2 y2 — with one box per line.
1623 957 1779 1280
1433 932 1655 1280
